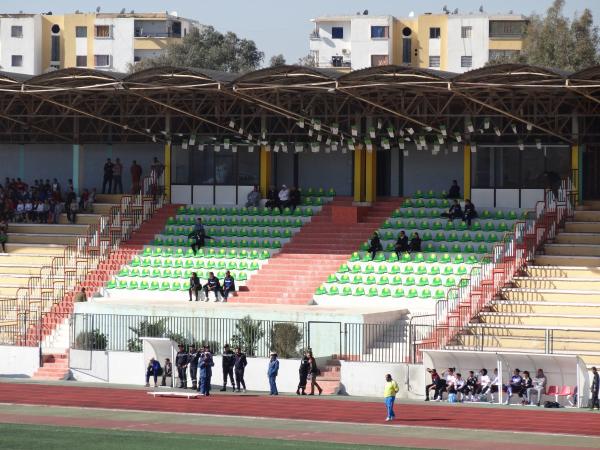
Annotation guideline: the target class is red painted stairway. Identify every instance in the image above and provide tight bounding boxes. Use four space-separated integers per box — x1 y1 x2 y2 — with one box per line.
29 204 179 380
231 197 403 305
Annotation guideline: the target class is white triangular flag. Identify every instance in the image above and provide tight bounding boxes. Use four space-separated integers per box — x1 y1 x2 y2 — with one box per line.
224 139 230 150
198 144 204 151
248 145 254 152
332 123 339 135
229 120 235 128
403 150 409 157
452 144 458 153
232 145 238 153
182 141 188 150
189 135 196 146
214 145 221 152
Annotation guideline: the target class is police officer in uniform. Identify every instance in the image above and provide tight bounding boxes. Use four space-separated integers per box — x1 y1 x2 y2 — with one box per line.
234 346 247 392
175 344 189 388
188 345 200 390
198 345 214 396
220 344 236 391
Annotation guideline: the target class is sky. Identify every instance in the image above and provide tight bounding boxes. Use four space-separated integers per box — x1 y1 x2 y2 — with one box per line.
3 0 599 65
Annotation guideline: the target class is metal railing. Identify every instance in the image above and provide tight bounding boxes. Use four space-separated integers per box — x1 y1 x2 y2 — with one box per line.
0 171 165 347
71 313 307 358
407 175 577 362
343 321 409 363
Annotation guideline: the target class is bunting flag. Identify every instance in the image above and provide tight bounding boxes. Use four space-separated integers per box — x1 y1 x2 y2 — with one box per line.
198 144 205 151
295 143 304 153
325 137 332 145
325 146 331 153
308 129 314 137
536 139 542 149
438 135 444 145
224 138 230 150
247 133 253 141
182 141 188 150
406 127 414 135
262 131 266 139
466 121 474 133
470 144 477 153
273 143 280 153
527 123 533 131
348 140 355 151
440 125 447 137
313 119 321 131
316 134 323 142
351 125 358 137
381 138 390 150
238 128 244 135
369 127 376 139
399 141 405 150
248 145 254 153
281 142 288 153
387 127 395 138
311 142 320 153
452 144 458 153
511 124 518 134
264 144 271 152
433 144 440 154
332 123 339 135
484 118 490 130
297 119 305 129
377 119 383 130
232 145 238 153
403 150 409 157
424 126 432 132
494 126 501 137
398 129 404 137
365 138 373 152
189 135 196 146
419 135 426 146
331 142 338 152
518 139 524 151
454 132 462 143
214 144 221 152
341 146 347 154
229 120 235 129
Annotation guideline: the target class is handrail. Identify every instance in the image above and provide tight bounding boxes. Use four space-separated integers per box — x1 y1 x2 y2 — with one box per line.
8 170 165 346
408 174 576 362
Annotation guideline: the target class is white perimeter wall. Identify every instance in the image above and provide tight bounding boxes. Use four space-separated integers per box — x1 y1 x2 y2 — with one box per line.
70 350 421 398
309 20 351 68
351 17 393 69
446 16 489 73
0 16 41 75
0 345 39 377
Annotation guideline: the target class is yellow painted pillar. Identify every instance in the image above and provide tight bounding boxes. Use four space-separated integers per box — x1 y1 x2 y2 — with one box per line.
463 144 471 200
571 145 580 205
259 145 272 197
365 147 377 203
354 146 365 202
164 142 171 202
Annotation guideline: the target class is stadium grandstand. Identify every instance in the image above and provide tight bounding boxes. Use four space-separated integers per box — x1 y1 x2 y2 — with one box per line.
0 62 599 407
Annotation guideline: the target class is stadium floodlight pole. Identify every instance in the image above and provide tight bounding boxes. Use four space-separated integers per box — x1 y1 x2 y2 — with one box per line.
335 87 460 142
447 83 573 144
28 93 158 141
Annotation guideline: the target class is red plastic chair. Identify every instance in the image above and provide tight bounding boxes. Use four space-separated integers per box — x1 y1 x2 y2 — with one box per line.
546 385 558 400
558 385 573 396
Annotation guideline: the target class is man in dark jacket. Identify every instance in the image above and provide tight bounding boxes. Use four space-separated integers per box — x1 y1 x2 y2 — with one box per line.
175 344 189 388
296 353 310 395
189 272 201 302
394 231 409 259
189 218 211 256
198 345 214 396
188 346 200 390
220 344 236 391
368 232 383 261
591 366 599 410
441 199 463 221
447 180 461 199
221 271 235 302
161 358 173 387
145 358 162 388
102 158 114 194
203 272 221 302
234 347 247 392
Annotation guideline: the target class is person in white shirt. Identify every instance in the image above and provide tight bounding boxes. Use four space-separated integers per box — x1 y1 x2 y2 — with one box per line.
527 368 547 407
488 368 500 403
15 201 25 222
35 201 47 223
478 368 491 399
24 200 33 223
454 373 466 402
278 185 290 211
435 367 456 401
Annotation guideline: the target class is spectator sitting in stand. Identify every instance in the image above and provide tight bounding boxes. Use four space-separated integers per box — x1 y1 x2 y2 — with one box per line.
425 368 440 401
278 184 290 211
202 271 221 302
221 270 235 302
368 232 383 261
528 368 547 407
289 186 301 210
79 189 90 212
441 199 463 222
463 199 478 227
409 232 422 253
520 370 533 405
161 358 173 387
24 199 33 222
245 185 261 208
265 185 279 210
446 180 461 199
394 231 409 259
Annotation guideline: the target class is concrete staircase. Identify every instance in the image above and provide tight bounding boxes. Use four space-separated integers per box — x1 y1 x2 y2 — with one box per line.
31 353 69 380
318 359 341 395
448 200 600 367
231 198 403 305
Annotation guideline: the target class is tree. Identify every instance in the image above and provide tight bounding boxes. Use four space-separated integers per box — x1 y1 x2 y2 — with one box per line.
487 0 599 70
130 26 264 73
297 53 317 67
270 54 286 67
230 315 265 357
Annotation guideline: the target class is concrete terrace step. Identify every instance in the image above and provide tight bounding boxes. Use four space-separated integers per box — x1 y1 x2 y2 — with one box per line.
564 222 600 233
524 266 600 278
555 233 600 245
3 243 65 255
490 301 600 315
6 233 79 245
58 213 102 225
512 277 600 290
7 224 88 235
535 255 600 267
478 312 600 327
573 210 600 222
501 288 600 302
545 244 600 257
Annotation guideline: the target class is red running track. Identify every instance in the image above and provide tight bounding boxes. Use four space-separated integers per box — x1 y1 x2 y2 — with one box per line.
0 383 598 437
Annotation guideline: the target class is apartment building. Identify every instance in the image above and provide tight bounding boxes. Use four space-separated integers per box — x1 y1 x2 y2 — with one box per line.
309 11 527 72
0 11 200 75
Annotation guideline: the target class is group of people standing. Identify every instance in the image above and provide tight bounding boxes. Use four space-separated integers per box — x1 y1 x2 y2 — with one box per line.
296 351 323 396
265 184 301 212
101 156 164 195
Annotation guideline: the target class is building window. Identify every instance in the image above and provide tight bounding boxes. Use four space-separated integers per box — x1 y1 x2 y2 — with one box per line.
461 56 472 68
429 27 441 39
11 55 23 67
51 35 60 61
429 56 440 68
489 20 526 38
76 26 88 38
402 38 412 64
94 54 110 67
461 26 472 38
94 25 111 38
76 55 87 67
371 26 389 39
11 26 23 38
371 55 389 67
331 27 343 39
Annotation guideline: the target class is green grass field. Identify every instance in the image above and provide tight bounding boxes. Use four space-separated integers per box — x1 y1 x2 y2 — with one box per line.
0 423 421 450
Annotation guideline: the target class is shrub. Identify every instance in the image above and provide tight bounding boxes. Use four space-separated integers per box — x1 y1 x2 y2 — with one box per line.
231 315 264 357
127 319 167 352
75 329 108 351
270 323 303 358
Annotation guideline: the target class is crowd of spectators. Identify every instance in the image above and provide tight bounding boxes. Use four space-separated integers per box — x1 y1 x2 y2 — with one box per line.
0 177 97 224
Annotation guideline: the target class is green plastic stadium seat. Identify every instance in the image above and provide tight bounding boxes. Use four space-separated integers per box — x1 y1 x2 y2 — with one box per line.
453 254 465 264
391 275 402 286
128 281 139 290
431 277 442 287
377 265 388 274
315 286 326 295
477 245 488 254
341 286 352 296
378 276 389 286
353 287 365 296
417 276 429 287
328 286 339 295
426 254 438 264
392 288 405 298
404 276 415 286
339 264 349 273
420 289 432 299
367 287 379 297
444 278 456 287
365 275 376 285
326 274 337 284
422 232 432 242
364 264 374 274
387 253 399 262
339 274 350 284
351 265 361 274
416 265 427 275
351 275 362 285
406 288 418 298
433 289 445 300
106 280 116 289
390 265 400 274
414 253 425 263
380 287 391 297
457 266 468 276
149 281 159 291
414 190 424 199
402 265 414 275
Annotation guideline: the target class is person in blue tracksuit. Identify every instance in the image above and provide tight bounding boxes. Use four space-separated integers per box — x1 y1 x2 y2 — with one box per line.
268 352 279 395
198 345 214 396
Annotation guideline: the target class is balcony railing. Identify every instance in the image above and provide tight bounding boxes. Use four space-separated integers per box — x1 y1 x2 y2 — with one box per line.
134 31 180 38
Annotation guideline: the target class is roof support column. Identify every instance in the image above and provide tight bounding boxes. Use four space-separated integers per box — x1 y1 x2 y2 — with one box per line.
572 115 581 205
463 144 471 201
259 145 272 198
354 145 365 202
365 144 377 203
164 112 171 203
